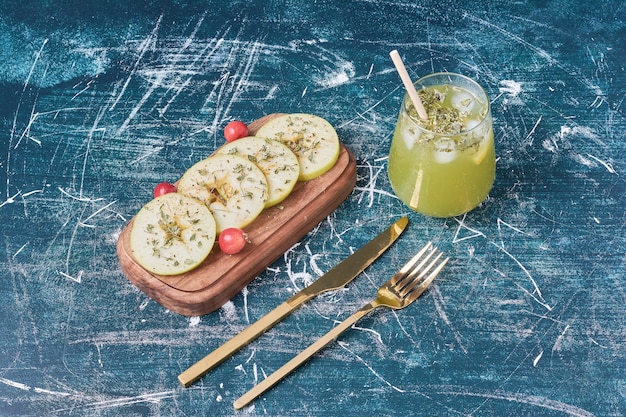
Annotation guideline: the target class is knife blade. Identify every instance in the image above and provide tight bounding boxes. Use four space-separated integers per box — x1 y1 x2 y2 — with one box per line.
177 216 408 387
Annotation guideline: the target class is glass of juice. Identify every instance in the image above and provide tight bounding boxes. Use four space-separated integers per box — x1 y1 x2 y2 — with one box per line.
387 72 495 217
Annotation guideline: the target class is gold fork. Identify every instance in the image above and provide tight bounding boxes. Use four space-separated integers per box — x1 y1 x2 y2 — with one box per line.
234 242 448 409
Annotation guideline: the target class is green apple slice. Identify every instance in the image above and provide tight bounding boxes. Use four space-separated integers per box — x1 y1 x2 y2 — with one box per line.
216 136 300 208
255 113 340 181
177 154 268 232
129 193 217 276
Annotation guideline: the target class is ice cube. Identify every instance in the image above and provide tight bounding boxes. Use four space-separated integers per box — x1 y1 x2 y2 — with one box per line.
451 90 475 112
434 148 457 164
400 127 421 150
464 119 481 132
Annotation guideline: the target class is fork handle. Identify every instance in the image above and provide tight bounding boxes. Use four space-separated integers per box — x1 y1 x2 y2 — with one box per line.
234 301 379 410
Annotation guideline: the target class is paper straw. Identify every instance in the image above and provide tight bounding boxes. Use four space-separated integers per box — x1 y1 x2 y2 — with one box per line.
389 50 428 120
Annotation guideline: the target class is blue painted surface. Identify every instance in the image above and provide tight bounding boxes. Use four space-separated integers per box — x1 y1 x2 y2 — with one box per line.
1 1 624 416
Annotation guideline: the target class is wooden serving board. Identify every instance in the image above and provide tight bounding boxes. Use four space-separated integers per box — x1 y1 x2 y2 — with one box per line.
116 114 357 316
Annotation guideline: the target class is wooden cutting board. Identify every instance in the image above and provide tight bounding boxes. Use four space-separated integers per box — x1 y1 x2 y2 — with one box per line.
116 114 357 316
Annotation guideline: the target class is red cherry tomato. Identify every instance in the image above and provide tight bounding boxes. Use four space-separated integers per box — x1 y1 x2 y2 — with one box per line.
224 120 248 142
153 182 177 198
219 228 248 254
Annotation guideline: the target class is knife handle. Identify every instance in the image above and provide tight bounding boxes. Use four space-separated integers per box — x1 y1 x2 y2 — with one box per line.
178 301 295 387
234 301 378 409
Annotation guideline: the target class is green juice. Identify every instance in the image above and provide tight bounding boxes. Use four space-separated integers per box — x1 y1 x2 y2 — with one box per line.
388 73 495 217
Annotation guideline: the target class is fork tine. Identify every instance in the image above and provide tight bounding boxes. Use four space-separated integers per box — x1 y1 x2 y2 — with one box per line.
403 256 449 303
390 241 432 285
393 244 438 290
397 251 443 297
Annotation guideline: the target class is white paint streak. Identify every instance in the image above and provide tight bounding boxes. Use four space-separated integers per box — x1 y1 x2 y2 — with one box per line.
453 214 486 243
499 80 522 97
58 187 104 203
552 324 571 353
253 362 259 385
6 38 49 199
58 270 83 283
285 256 314 292
524 115 542 145
432 286 468 354
497 218 529 236
441 389 595 417
220 301 238 322
117 71 165 134
586 153 617 174
58 390 177 412
346 322 383 344
0 377 73 398
33 387 72 397
78 200 117 228
558 125 599 141
109 15 162 111
0 377 31 391
315 60 355 89
12 242 29 258
139 298 150 311
491 242 552 311
337 341 406 393
309 256 325 278
354 161 395 208
242 286 250 323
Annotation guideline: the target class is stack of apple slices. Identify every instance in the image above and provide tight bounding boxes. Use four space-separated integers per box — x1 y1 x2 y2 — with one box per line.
129 113 341 276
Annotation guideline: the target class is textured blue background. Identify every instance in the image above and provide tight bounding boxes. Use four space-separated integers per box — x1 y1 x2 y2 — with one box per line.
1 1 624 416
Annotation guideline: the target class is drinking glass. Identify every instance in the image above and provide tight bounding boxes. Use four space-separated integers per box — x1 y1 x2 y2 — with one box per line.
388 72 495 217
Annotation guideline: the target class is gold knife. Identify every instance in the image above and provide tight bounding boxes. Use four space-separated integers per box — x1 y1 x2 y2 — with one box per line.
177 217 408 387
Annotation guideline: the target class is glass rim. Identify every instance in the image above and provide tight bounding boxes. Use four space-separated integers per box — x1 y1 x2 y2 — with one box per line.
402 72 491 137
